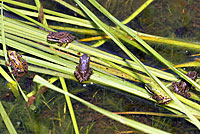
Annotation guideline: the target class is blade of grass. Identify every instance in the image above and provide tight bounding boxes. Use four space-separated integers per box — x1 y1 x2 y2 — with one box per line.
59 77 79 134
0 101 17 134
122 0 154 24
138 33 200 51
103 60 150 83
34 0 48 26
0 66 20 97
114 111 200 119
27 77 58 98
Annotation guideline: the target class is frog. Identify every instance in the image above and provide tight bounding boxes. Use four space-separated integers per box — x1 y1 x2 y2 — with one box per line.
172 81 190 97
172 71 198 98
6 50 28 78
74 54 92 83
47 31 75 46
145 83 171 104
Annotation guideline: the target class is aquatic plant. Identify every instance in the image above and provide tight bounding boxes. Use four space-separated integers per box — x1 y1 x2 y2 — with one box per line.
0 0 200 133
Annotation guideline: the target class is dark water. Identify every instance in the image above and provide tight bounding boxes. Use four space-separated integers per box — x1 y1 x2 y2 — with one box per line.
1 0 200 133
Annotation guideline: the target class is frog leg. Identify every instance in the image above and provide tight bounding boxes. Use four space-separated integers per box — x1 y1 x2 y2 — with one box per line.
16 77 21 82
5 63 15 76
59 42 64 46
17 72 26 78
83 68 92 81
68 35 75 41
180 92 191 98
11 69 18 77
74 71 83 83
74 65 84 83
185 92 191 98
63 43 68 48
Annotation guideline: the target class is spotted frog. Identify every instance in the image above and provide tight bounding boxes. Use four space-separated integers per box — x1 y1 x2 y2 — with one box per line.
145 83 171 104
74 54 92 83
47 31 75 46
172 71 198 98
6 50 28 78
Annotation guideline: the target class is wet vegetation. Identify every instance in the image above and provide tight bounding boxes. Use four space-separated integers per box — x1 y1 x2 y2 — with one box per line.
0 0 200 133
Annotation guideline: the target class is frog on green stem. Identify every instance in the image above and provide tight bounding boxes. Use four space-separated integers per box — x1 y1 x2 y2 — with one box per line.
6 50 28 79
172 71 198 98
74 54 92 83
47 31 75 46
